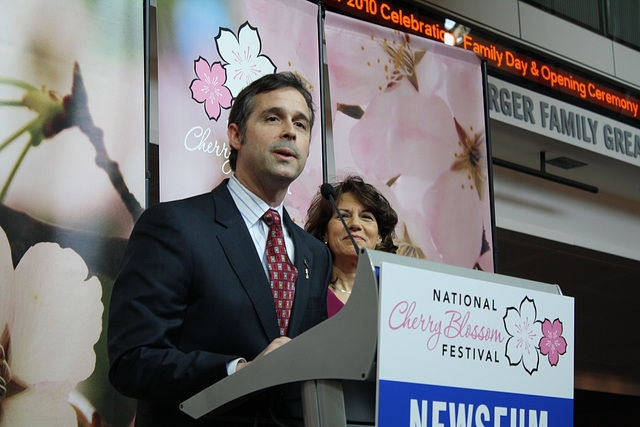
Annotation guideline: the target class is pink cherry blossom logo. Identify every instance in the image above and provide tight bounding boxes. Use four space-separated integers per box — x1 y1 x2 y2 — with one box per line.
503 297 568 375
539 318 567 366
189 57 232 121
189 22 275 121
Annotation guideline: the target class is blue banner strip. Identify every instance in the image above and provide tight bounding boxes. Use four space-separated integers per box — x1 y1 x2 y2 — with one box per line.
378 380 573 426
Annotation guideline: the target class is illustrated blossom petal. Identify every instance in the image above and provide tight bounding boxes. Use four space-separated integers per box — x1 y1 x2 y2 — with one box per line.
216 22 276 97
189 57 233 121
539 318 567 366
503 297 542 375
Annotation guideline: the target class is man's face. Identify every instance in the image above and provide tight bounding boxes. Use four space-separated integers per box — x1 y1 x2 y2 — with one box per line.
229 87 311 189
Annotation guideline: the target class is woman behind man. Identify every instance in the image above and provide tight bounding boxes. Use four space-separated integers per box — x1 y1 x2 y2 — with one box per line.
305 175 398 316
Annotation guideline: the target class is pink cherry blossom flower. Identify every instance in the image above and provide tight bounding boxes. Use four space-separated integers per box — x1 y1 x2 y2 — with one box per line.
331 82 487 267
421 169 484 267
503 297 542 375
539 318 567 366
345 82 459 185
442 49 486 133
216 22 276 97
337 83 489 267
189 57 232 121
325 12 446 111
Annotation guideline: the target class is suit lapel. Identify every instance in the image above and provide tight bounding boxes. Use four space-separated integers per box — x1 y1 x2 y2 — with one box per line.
212 182 280 340
283 209 312 336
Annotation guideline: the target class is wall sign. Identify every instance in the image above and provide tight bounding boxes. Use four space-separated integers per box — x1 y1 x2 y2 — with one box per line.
489 76 640 167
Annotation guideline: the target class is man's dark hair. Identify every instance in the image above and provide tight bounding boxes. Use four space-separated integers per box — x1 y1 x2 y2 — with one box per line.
227 72 315 171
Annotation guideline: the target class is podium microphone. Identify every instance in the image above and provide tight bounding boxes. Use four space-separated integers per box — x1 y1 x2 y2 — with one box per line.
321 183 361 256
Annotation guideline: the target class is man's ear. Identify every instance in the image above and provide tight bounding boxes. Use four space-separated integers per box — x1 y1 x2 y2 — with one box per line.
228 123 242 150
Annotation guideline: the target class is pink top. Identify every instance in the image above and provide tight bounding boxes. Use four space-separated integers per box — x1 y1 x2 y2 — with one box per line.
327 289 345 317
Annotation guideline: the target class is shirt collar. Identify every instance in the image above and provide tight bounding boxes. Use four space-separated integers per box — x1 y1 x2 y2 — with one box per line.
227 174 284 226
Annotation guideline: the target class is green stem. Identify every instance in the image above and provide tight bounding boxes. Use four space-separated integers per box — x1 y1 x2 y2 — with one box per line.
0 100 24 107
0 77 37 92
0 117 40 153
0 134 38 203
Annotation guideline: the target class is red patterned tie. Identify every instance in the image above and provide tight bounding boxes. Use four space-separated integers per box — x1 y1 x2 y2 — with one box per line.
262 209 297 336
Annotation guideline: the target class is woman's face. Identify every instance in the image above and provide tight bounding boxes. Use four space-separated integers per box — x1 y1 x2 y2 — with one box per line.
326 192 382 258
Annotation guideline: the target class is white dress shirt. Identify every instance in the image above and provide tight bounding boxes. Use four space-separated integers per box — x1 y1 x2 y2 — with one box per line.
227 175 296 274
225 175 296 374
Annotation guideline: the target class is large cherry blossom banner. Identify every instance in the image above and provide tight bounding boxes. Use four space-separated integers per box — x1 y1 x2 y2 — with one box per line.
0 0 144 425
156 0 322 223
325 11 494 272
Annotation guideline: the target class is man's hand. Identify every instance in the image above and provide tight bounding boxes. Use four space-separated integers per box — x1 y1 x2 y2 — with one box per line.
236 336 291 371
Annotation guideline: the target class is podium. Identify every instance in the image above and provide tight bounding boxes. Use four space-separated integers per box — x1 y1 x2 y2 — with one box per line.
180 249 573 426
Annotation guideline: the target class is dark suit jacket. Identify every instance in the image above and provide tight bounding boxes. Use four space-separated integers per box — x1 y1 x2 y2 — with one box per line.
107 180 332 426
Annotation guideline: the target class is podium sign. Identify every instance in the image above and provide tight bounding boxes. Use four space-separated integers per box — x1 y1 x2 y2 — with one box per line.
376 262 574 426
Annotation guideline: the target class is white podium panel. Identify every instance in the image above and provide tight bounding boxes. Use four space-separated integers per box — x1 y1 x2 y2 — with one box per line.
376 262 574 426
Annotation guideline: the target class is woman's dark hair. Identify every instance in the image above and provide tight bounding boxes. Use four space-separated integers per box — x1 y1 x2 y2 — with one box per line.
227 72 315 171
305 175 398 254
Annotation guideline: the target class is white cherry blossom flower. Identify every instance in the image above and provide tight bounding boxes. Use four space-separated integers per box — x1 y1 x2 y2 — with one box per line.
0 227 102 426
503 297 542 375
215 22 276 97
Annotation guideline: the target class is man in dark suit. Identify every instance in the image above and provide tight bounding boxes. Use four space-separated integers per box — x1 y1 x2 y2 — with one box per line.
107 72 332 426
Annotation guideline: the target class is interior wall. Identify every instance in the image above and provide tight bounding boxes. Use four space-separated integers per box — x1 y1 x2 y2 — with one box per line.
492 166 640 262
